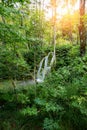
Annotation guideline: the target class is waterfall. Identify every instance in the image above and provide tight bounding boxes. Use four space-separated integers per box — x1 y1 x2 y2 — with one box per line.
36 52 56 83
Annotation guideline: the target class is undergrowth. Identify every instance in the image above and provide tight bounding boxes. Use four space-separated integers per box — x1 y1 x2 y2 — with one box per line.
0 45 87 130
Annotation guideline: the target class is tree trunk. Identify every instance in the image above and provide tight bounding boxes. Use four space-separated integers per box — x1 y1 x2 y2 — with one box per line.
52 0 56 53
79 0 86 56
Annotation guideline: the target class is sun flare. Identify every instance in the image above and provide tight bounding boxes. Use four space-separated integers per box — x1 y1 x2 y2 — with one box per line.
45 0 80 19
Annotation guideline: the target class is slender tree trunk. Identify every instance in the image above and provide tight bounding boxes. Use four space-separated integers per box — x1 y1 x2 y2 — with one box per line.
33 0 37 83
52 0 56 53
79 0 86 56
67 0 72 42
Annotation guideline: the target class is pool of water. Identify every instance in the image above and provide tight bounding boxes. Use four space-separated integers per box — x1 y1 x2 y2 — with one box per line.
0 80 36 91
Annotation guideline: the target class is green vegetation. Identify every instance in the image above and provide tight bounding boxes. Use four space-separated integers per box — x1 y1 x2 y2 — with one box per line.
1 45 87 130
0 0 87 130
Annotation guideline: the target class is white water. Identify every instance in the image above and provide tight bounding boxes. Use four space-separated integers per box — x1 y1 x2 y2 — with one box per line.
36 52 56 83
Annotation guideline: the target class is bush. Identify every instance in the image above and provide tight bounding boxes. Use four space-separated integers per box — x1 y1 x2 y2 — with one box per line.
0 46 30 80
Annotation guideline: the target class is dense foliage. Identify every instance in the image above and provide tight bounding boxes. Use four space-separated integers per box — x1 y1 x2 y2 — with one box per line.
0 0 87 130
0 45 87 130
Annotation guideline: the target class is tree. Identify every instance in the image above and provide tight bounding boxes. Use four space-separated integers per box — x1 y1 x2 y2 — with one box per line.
79 0 86 56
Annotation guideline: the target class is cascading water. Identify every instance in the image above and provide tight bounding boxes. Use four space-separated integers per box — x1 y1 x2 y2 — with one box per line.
36 52 56 83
